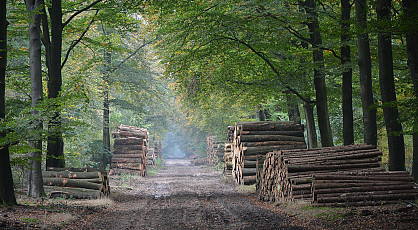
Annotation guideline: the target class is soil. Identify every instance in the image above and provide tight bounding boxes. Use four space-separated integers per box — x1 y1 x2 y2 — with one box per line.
1 159 417 229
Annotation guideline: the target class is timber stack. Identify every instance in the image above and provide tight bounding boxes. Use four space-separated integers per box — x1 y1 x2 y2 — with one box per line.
154 140 162 159
148 148 156 166
111 124 149 176
312 171 418 206
257 144 384 202
207 135 225 166
223 143 233 174
232 121 306 185
43 167 110 199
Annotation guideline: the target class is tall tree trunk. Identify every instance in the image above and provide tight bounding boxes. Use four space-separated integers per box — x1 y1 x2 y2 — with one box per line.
341 0 354 145
0 0 17 206
103 48 111 167
355 0 377 146
46 0 65 168
303 102 318 148
25 0 45 197
303 0 333 147
377 0 405 171
258 106 266 121
402 0 418 181
287 93 301 124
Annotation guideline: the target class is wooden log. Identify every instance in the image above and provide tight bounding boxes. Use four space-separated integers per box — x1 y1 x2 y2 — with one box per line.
111 157 143 163
313 174 414 182
46 167 106 173
316 191 418 203
114 138 144 145
312 181 411 189
240 130 305 137
243 141 306 147
287 162 382 173
110 154 143 158
313 184 414 195
242 168 257 176
42 171 102 179
237 121 303 131
240 135 305 143
243 145 307 156
243 176 257 185
44 186 100 199
43 178 101 190
113 149 143 155
113 144 143 150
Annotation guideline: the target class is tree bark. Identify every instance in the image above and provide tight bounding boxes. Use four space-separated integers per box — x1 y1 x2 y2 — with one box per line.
46 0 65 169
377 0 406 171
402 0 418 182
303 0 333 147
103 48 111 169
355 0 377 146
0 0 17 206
303 102 318 148
286 93 301 124
26 0 45 197
341 0 354 145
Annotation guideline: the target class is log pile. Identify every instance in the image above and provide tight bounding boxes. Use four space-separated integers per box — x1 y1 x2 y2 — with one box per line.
43 167 110 199
227 126 235 142
207 135 225 166
312 171 418 206
148 148 156 166
232 121 306 185
154 140 162 159
111 125 149 176
223 143 233 174
257 144 384 202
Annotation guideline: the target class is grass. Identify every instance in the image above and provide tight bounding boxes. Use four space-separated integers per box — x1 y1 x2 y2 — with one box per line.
21 217 42 223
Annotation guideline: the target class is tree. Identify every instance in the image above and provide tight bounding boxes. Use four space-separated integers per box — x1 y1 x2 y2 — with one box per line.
402 0 418 181
355 0 377 147
25 0 45 197
341 0 354 145
0 0 17 206
302 0 333 147
377 0 405 171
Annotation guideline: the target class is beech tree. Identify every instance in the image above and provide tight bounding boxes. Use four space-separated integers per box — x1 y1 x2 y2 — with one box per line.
377 0 405 171
25 0 45 197
0 0 17 206
402 0 418 181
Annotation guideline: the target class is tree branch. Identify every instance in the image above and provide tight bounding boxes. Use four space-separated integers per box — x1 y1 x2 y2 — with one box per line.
111 39 155 72
62 0 102 29
61 10 99 69
215 34 315 104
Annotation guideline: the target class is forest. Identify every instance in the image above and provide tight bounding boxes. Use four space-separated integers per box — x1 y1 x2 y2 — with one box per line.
0 0 417 210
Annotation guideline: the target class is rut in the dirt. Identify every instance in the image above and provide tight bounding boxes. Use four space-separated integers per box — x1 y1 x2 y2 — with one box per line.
67 159 304 230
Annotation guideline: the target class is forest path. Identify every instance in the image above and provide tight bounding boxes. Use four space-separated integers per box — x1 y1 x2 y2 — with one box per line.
66 159 304 229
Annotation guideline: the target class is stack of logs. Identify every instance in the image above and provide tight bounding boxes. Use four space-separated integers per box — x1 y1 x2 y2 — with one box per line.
312 171 418 206
232 121 306 185
43 167 110 199
207 135 225 166
148 148 156 166
154 140 162 159
257 144 385 202
223 143 233 174
111 125 149 176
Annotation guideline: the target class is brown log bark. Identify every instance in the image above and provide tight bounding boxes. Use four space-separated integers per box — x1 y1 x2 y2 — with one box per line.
114 138 144 145
43 177 101 190
242 140 306 147
111 157 143 163
42 171 102 179
240 135 305 142
237 122 303 131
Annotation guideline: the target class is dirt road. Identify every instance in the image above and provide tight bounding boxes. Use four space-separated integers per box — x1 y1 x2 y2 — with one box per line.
67 159 304 229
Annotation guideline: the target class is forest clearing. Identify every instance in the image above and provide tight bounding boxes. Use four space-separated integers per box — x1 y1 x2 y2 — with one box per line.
1 0 418 229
